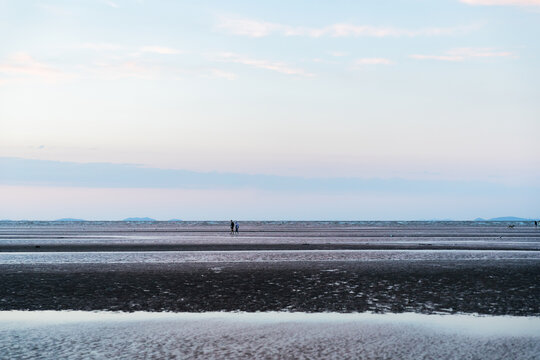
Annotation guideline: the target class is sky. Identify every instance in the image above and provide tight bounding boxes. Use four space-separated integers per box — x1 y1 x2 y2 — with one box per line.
0 0 539 220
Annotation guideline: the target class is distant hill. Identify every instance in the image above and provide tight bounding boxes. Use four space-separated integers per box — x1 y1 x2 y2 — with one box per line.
168 219 183 222
475 216 534 221
55 218 86 222
123 217 156 221
489 216 533 221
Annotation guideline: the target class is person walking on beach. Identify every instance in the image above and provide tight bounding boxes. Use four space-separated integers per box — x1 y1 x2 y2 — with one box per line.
235 221 239 234
230 220 235 235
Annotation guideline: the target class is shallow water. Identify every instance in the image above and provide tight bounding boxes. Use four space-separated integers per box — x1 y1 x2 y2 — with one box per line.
1 311 539 359
1 249 540 264
2 221 539 254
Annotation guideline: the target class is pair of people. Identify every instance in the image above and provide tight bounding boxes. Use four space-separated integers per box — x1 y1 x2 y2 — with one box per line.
230 220 239 234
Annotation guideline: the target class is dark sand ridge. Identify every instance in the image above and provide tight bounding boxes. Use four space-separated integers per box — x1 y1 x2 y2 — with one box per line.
1 260 539 314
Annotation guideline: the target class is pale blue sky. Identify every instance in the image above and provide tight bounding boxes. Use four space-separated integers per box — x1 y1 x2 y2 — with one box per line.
0 0 539 220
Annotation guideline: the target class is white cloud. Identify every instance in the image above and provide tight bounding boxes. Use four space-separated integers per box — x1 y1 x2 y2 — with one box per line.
79 44 183 57
355 58 393 65
410 54 464 61
83 61 160 79
80 43 123 51
218 17 283 38
0 52 244 84
217 15 475 38
216 52 314 77
460 0 540 6
207 68 237 80
102 0 119 8
453 48 514 57
410 48 515 61
0 53 71 81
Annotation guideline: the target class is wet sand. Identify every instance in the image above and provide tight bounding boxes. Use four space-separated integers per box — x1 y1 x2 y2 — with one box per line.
2 221 540 252
1 260 539 314
2 312 540 360
1 221 539 315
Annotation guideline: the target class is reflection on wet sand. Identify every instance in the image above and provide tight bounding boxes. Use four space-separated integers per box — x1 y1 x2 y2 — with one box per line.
1 311 540 360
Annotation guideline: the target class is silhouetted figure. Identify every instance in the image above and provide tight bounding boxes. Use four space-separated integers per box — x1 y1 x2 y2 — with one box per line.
230 220 235 235
235 221 239 234
535 221 538 228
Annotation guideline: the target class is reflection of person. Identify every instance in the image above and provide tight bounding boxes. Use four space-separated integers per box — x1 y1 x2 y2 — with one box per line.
235 221 239 234
230 220 235 235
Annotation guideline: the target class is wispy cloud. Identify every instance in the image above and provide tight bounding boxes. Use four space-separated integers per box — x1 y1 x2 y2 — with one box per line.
0 50 235 83
80 42 123 51
460 0 540 6
79 43 183 57
206 68 237 80
79 43 181 54
329 51 348 57
72 43 181 79
102 0 119 8
410 54 464 61
37 4 73 16
410 48 515 61
0 53 71 81
216 52 314 77
217 15 475 38
83 61 160 79
355 58 393 65
139 46 183 55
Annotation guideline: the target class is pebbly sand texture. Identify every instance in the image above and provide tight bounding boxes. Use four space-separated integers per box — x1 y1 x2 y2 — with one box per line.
2 311 540 360
1 221 539 314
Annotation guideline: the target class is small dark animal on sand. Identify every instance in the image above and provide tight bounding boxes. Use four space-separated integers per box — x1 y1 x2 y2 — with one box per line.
508 225 515 229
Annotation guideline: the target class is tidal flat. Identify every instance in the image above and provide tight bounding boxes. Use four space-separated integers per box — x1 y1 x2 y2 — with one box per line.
1 221 539 358
1 221 539 314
